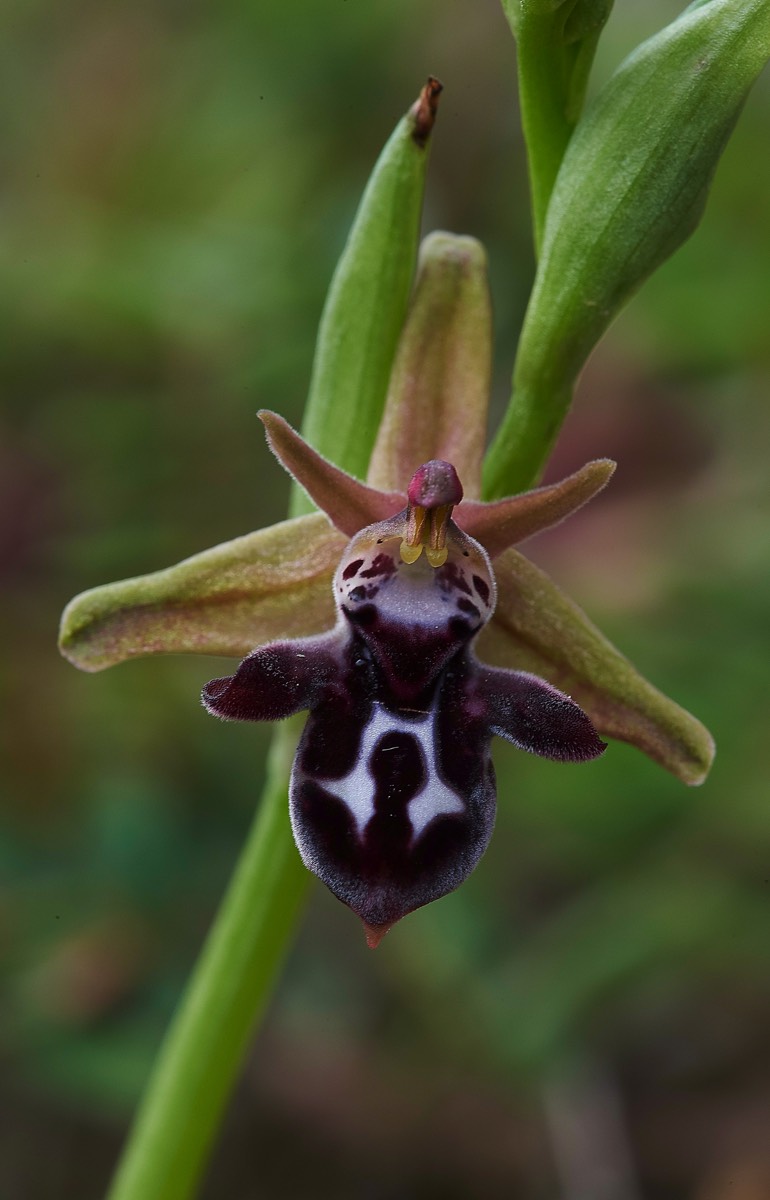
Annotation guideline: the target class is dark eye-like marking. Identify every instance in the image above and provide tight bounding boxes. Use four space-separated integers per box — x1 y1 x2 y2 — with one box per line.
360 553 396 579
458 598 481 620
343 558 364 580
472 575 490 605
438 561 473 596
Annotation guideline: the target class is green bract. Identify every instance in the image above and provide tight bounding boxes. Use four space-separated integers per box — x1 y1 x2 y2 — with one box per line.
485 0 770 497
291 77 442 512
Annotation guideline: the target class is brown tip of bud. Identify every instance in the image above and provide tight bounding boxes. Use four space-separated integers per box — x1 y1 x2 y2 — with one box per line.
411 76 443 148
407 460 463 509
363 921 393 949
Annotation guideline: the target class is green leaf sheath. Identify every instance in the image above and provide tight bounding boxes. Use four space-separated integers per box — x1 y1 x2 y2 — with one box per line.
290 78 441 514
484 0 770 499
502 0 615 252
58 515 342 671
107 721 310 1200
366 232 493 499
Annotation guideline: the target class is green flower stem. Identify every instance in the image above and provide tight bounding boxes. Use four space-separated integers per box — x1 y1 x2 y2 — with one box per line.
486 0 770 501
106 719 310 1200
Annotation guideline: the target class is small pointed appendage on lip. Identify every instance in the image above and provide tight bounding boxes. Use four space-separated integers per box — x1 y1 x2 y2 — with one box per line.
363 921 393 949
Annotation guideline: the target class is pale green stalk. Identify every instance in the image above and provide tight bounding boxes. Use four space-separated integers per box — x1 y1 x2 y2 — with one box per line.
107 721 308 1200
105 82 438 1200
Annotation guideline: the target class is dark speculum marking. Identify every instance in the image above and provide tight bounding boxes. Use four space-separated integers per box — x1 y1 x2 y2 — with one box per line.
360 553 396 580
457 598 481 620
290 654 499 928
472 575 490 605
348 586 366 602
437 561 472 596
300 704 365 780
342 558 364 580
295 774 477 927
370 731 426 809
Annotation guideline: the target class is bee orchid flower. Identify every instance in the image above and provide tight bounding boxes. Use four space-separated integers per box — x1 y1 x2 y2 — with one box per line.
202 413 610 942
59 234 713 944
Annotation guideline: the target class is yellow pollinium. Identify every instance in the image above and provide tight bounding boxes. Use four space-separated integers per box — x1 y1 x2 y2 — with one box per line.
400 542 424 565
399 503 451 568
425 544 448 568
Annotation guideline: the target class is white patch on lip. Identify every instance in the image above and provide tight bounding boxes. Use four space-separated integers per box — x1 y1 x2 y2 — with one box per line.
320 701 464 838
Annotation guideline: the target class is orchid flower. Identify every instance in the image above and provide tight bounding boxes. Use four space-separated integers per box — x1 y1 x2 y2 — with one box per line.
59 233 713 943
66 13 770 1191
201 412 610 943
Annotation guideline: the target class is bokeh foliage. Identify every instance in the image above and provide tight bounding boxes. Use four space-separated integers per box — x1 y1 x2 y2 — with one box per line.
2 0 770 1195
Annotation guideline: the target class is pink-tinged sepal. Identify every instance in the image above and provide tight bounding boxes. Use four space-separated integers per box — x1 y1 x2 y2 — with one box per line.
457 458 615 558
477 665 606 762
202 633 342 722
259 411 403 536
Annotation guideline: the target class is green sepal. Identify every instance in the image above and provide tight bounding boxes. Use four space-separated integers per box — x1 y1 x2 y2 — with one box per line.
291 79 442 511
485 0 770 498
502 0 615 250
366 231 492 499
58 515 344 672
478 548 715 785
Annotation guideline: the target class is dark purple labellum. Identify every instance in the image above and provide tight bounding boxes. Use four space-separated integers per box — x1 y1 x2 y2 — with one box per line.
203 465 605 941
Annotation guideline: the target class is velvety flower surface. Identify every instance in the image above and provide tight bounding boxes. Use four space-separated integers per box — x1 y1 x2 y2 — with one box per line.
202 432 607 940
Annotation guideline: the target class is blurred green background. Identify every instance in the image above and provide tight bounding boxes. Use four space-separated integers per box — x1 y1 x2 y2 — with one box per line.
2 1 770 1196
